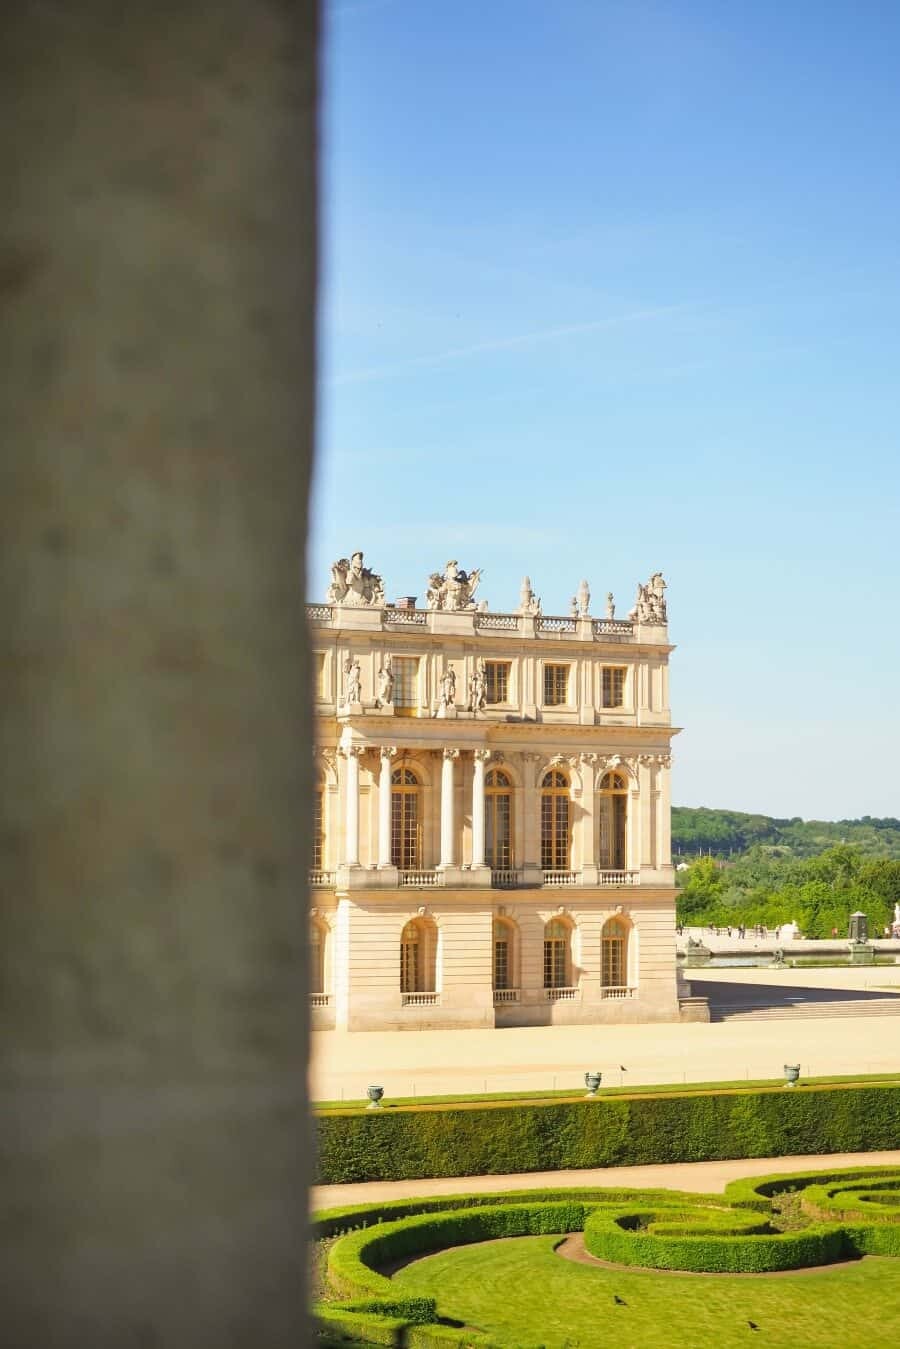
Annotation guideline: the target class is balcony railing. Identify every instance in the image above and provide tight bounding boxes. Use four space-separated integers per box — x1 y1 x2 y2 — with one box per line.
598 870 638 886
545 986 579 1001
309 870 336 888
542 870 578 887
402 991 439 1006
384 608 427 625
306 604 333 624
491 868 524 889
399 870 446 888
493 988 520 1003
600 986 636 999
537 615 577 634
310 993 331 1007
475 612 520 631
593 618 634 638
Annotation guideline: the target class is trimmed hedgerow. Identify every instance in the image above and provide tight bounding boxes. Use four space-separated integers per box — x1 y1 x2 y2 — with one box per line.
583 1206 844 1273
724 1165 900 1212
313 1305 408 1346
312 1185 716 1239
315 1083 900 1184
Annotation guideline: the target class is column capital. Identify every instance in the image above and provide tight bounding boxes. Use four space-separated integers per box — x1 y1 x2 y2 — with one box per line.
339 743 366 760
473 749 491 764
378 745 398 759
442 747 460 761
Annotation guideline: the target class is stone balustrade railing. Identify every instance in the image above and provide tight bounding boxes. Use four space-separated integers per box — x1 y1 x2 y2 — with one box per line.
305 604 640 640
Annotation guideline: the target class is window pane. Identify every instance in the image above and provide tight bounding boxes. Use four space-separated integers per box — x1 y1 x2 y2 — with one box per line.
392 657 419 712
485 661 510 704
544 664 568 706
602 666 626 707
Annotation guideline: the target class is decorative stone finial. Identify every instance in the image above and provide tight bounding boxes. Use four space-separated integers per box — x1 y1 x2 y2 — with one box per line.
577 579 591 617
518 575 541 615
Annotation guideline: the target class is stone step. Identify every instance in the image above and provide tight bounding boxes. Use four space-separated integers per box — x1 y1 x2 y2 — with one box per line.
711 999 900 1023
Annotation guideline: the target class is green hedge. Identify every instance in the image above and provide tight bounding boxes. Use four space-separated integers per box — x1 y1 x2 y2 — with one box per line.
583 1206 844 1273
316 1083 900 1184
723 1165 900 1211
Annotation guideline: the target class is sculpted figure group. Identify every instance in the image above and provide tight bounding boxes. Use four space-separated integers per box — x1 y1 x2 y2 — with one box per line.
426 560 482 612
628 572 667 625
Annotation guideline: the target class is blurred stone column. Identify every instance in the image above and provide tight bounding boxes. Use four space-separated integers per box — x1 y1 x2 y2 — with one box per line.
0 3 318 1346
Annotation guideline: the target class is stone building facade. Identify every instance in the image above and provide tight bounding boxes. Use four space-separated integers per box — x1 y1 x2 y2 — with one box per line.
309 554 696 1031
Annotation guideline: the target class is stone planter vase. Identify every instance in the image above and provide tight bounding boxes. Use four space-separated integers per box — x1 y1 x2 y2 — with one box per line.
584 1071 602 1098
784 1065 800 1089
366 1085 385 1109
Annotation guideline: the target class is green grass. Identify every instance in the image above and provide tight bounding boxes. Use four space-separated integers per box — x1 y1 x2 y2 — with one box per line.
314 1070 900 1113
393 1236 900 1348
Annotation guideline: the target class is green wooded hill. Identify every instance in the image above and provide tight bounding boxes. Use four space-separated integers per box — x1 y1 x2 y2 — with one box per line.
673 807 900 860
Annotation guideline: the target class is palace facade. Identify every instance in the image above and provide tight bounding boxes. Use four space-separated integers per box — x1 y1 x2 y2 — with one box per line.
309 555 701 1031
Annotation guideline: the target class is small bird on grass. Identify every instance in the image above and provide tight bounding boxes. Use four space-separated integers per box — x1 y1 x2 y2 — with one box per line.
747 1321 759 1331
613 1295 627 1306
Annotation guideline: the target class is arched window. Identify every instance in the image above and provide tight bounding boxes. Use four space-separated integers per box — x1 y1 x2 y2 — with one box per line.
391 767 421 870
493 917 516 990
541 770 570 871
602 918 628 988
312 782 325 870
598 770 628 870
543 918 571 988
400 918 436 993
310 918 327 995
485 768 513 869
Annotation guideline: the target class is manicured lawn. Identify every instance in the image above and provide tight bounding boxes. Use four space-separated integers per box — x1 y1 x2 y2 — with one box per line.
393 1236 900 1348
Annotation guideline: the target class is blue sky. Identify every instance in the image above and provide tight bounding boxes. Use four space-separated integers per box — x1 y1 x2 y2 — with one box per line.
312 0 900 821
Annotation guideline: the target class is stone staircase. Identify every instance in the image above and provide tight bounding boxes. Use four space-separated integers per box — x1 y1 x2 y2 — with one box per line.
688 981 900 1024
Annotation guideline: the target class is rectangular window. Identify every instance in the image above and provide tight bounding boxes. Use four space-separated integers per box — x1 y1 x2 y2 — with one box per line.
543 939 566 989
485 661 510 705
392 657 419 716
543 663 569 706
602 666 626 708
493 939 509 990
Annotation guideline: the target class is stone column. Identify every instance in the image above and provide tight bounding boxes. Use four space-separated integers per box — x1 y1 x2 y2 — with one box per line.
439 748 459 868
0 4 318 1345
378 746 397 867
341 745 363 867
471 749 490 868
579 753 599 884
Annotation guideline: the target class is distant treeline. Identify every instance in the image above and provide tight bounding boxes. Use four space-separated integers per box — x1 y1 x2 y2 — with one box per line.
673 807 900 860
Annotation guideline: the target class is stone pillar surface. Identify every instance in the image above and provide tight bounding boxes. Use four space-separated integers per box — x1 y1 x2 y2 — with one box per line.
439 748 459 868
378 746 396 867
0 4 318 1345
342 746 362 866
471 750 489 868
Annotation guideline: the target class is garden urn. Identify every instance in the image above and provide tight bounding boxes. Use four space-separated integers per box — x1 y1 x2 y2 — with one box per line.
783 1065 800 1088
584 1071 602 1098
366 1085 385 1109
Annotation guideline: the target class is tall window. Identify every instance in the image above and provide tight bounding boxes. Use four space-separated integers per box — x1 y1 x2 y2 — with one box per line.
485 768 513 869
400 918 436 992
541 769 570 870
312 784 324 869
543 918 570 988
543 663 569 706
391 767 421 869
602 666 626 708
310 919 326 994
602 919 628 987
392 657 419 716
598 771 628 869
485 661 510 705
400 920 420 992
493 918 513 990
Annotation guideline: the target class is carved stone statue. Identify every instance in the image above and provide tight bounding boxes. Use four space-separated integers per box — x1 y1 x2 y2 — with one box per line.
577 579 591 617
469 657 486 713
606 592 615 619
517 575 541 616
342 655 362 705
439 664 456 707
569 595 578 619
327 550 385 608
376 655 393 707
627 571 668 625
425 560 482 611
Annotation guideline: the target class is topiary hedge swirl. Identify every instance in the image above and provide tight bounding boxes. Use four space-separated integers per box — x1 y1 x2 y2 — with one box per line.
316 1082 900 1184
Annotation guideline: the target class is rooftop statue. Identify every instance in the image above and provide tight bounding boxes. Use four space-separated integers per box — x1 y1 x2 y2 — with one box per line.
518 575 542 616
628 571 667 625
327 550 385 607
425 559 482 611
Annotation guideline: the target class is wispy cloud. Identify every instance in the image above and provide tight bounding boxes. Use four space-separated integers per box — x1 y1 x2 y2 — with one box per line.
329 303 697 387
